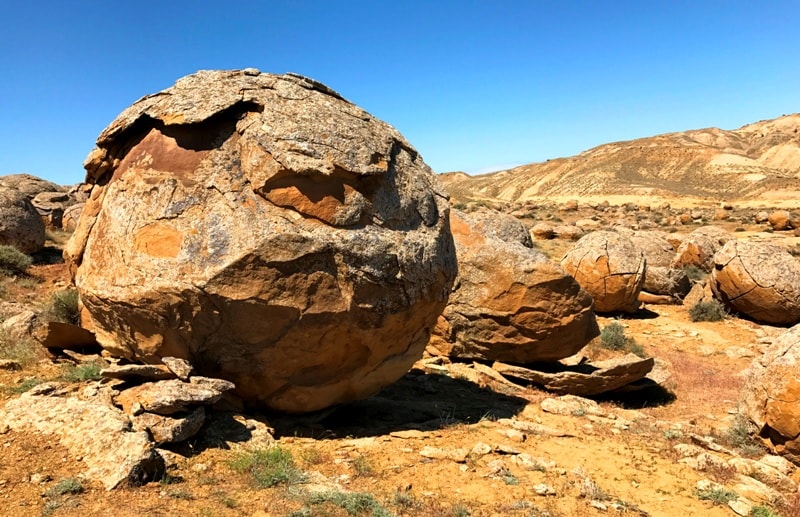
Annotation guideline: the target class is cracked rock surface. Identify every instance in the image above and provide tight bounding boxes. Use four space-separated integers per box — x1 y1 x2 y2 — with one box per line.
741 323 800 464
428 211 598 363
560 231 646 313
64 69 457 413
711 240 800 325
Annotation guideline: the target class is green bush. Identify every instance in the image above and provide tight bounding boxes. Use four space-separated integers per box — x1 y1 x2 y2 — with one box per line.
682 265 707 282
228 446 304 488
0 245 32 276
689 300 727 322
44 289 80 325
60 362 103 383
304 491 393 517
45 477 84 497
599 321 646 357
696 486 737 505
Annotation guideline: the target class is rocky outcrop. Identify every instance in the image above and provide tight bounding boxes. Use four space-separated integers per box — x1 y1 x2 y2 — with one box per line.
61 202 84 232
711 240 800 325
0 187 45 253
65 69 457 413
560 231 646 313
741 324 800 464
428 212 598 363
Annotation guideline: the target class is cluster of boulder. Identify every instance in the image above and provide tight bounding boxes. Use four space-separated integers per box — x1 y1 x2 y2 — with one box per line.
1 68 799 484
0 173 87 253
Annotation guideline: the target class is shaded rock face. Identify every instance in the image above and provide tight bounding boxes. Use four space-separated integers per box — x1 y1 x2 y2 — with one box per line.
630 231 690 297
429 213 598 363
711 240 800 325
560 231 646 313
0 188 45 253
741 324 800 464
65 70 457 413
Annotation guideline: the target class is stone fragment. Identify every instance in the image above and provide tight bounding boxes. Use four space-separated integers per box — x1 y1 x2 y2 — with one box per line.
100 363 175 381
0 394 162 489
492 354 654 396
531 222 555 240
419 446 469 463
115 379 226 415
162 357 193 381
131 406 205 445
40 321 98 350
429 212 598 363
61 203 84 232
768 210 793 231
561 231 646 313
65 70 457 413
540 395 605 416
711 240 800 325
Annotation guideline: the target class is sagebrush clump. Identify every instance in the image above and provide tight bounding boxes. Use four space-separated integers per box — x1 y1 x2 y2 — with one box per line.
44 289 80 325
599 321 646 357
0 245 32 276
689 299 727 322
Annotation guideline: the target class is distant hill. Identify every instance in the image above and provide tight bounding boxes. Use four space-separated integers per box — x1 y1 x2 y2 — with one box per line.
441 114 800 203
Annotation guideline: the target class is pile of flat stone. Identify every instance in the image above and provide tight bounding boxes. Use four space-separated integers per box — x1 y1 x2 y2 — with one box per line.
102 357 234 446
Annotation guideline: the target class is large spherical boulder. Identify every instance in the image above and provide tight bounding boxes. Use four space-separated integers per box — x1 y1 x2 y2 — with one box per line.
561 231 646 313
741 324 800 464
0 188 45 254
0 174 64 199
65 70 457 413
429 212 598 363
711 240 800 325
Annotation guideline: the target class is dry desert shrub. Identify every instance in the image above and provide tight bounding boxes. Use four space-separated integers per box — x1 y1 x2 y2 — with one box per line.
689 299 727 322
0 245 32 276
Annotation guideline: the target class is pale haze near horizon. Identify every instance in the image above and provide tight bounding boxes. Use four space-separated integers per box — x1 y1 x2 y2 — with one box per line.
1 1 798 185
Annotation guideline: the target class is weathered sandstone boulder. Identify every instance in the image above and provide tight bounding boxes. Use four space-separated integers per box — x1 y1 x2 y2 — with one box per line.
0 187 45 253
711 240 800 325
671 228 726 272
0 173 64 198
460 209 533 247
741 324 800 464
560 231 646 313
65 69 457 413
768 210 793 231
553 224 585 241
429 213 598 363
531 222 555 240
630 231 690 297
32 191 71 228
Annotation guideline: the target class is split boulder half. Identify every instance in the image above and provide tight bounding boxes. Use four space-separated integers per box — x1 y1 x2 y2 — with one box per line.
65 69 457 413
711 240 800 326
428 211 598 363
741 324 800 464
560 231 646 313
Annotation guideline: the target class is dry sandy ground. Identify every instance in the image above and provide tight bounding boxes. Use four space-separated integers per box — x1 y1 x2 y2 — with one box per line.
1 219 799 517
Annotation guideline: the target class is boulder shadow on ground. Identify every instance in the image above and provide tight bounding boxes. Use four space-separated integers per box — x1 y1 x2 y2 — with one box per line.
268 368 529 439
594 380 677 409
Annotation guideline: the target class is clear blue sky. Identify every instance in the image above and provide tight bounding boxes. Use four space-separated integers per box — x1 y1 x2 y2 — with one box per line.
1 1 798 185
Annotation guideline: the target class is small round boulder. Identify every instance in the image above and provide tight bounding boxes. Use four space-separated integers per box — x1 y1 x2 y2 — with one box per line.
561 231 646 313
0 187 45 254
711 240 800 325
66 70 457 413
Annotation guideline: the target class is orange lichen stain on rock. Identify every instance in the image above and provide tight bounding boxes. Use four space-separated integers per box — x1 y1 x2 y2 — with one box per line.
265 176 362 225
115 127 208 182
133 223 184 258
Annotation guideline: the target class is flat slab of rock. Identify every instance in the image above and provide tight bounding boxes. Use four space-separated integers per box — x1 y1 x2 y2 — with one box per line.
41 321 98 350
115 378 231 415
131 406 205 445
101 363 175 381
0 393 162 489
492 354 655 396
